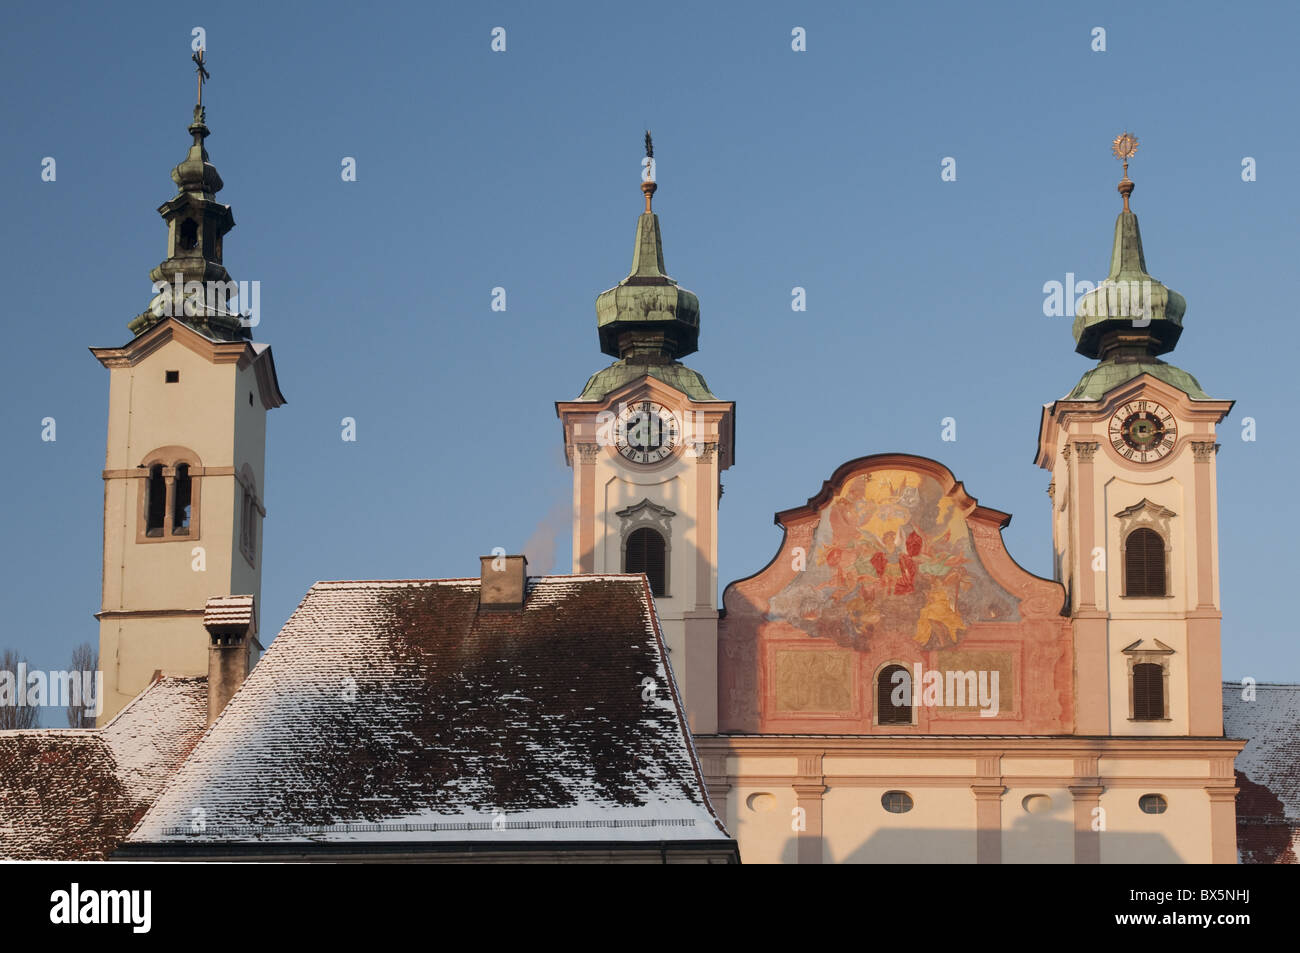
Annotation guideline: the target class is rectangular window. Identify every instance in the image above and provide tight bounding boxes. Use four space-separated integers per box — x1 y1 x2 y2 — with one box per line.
1133 663 1165 720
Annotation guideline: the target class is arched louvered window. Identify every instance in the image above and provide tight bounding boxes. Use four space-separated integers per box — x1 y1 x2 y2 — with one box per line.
877 664 913 725
1133 662 1165 720
1125 527 1166 597
625 527 667 597
145 465 166 537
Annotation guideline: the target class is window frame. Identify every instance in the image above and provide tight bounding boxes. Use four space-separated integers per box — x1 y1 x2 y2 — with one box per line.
1123 640 1174 723
1122 526 1168 598
1113 500 1176 600
135 447 203 544
1138 793 1168 815
874 662 917 727
624 526 668 597
881 791 914 814
616 498 675 599
237 465 261 568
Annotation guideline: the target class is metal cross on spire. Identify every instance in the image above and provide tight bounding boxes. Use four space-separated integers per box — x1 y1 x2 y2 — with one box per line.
192 48 210 107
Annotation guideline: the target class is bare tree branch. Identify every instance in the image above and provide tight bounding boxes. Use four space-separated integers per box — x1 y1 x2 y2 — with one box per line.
0 648 39 730
68 642 99 728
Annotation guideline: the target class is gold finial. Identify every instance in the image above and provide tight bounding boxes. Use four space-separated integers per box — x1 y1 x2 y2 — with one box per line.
1112 131 1138 212
641 130 657 213
192 48 210 107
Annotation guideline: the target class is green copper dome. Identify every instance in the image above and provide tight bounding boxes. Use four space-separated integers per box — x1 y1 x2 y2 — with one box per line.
577 171 716 403
1072 208 1184 360
1066 360 1208 401
1064 166 1212 402
577 360 717 402
595 209 700 361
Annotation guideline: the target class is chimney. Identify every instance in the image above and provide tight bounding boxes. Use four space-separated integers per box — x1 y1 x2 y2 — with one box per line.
479 554 528 610
203 594 258 725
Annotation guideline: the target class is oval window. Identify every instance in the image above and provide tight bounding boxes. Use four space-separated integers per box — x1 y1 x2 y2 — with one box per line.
746 792 777 814
1022 794 1053 814
1139 794 1168 815
881 791 914 814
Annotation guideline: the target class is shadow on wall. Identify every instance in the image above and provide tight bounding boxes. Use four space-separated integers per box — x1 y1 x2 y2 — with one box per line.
765 822 1183 864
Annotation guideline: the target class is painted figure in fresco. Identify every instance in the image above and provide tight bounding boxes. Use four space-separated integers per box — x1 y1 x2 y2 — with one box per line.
765 470 1017 650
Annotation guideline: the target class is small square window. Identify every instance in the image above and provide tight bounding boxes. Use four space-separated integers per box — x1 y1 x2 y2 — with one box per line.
165 370 180 383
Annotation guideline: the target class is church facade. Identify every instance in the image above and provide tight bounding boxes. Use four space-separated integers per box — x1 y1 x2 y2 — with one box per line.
32 81 1278 862
561 145 1244 863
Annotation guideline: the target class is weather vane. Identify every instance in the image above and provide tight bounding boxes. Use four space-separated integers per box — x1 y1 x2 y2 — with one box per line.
1112 131 1138 212
644 130 653 160
192 48 210 107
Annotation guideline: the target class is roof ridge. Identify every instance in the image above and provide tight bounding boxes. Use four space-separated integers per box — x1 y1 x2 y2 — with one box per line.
309 575 648 590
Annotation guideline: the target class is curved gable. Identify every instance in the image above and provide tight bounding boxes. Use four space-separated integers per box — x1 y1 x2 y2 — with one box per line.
719 454 1072 734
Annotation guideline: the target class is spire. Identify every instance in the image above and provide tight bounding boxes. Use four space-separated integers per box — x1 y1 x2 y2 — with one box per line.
1072 133 1185 363
594 134 700 363
128 49 245 341
1066 134 1207 400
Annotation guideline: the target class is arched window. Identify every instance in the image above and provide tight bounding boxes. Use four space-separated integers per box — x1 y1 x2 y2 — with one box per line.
145 465 166 537
1125 527 1166 597
1132 662 1165 720
136 448 202 543
625 527 666 597
172 464 192 534
877 664 913 725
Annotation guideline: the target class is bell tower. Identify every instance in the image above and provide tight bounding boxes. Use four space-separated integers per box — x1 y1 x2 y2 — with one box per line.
90 67 285 723
1036 134 1233 738
557 142 734 732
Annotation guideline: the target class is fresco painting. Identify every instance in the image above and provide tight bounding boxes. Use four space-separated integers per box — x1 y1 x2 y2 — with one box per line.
766 470 1018 651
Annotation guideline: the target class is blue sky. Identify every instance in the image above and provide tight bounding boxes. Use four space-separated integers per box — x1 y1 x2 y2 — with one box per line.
2 1 1295 723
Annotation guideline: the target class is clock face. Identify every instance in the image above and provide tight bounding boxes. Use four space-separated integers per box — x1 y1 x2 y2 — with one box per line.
1109 399 1177 463
616 400 680 464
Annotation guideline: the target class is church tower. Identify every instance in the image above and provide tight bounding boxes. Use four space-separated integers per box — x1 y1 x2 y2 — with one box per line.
557 147 734 732
1036 135 1233 739
90 74 285 723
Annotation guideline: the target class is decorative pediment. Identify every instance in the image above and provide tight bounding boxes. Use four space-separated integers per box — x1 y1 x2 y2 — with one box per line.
1114 498 1176 521
615 498 675 537
1121 639 1175 655
1114 498 1176 545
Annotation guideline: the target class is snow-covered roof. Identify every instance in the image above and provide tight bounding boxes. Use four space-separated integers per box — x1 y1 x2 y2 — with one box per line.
202 594 255 632
1223 681 1300 864
127 575 730 852
0 674 207 860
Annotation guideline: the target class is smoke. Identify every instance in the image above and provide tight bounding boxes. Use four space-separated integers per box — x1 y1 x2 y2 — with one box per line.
522 502 571 575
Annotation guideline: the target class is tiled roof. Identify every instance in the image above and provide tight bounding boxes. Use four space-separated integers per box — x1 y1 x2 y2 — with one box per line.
203 594 255 631
127 576 730 849
0 675 207 860
1223 682 1300 864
